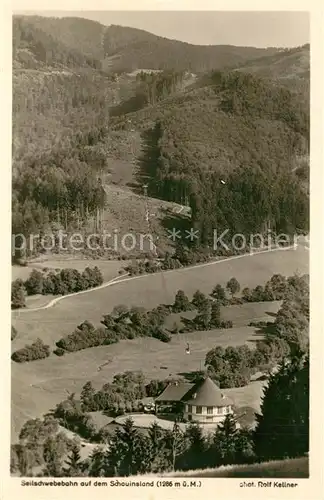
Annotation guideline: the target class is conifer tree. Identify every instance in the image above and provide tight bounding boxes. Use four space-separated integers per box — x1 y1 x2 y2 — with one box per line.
213 414 238 465
62 444 83 477
211 284 227 305
80 381 97 412
192 290 208 310
182 422 207 470
173 290 192 312
164 421 187 471
210 301 221 328
254 355 309 461
104 417 151 476
196 299 212 330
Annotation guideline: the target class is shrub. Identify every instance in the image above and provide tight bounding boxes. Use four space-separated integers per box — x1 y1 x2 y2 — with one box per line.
226 277 241 297
24 270 44 295
56 323 118 353
152 328 172 343
12 338 50 363
220 320 233 329
53 347 66 356
251 285 266 302
242 287 252 302
11 279 26 309
211 284 227 305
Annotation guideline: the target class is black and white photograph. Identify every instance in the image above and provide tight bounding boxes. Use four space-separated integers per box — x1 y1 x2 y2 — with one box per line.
5 4 321 495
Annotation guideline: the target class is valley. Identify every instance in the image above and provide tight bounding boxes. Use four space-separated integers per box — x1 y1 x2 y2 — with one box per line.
10 13 310 479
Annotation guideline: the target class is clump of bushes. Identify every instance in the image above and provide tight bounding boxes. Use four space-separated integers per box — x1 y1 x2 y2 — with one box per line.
11 279 26 309
56 321 118 353
80 372 148 415
11 338 50 363
53 347 66 356
219 320 233 329
152 328 171 343
13 266 104 300
55 304 172 354
242 274 291 303
205 337 291 389
124 248 212 276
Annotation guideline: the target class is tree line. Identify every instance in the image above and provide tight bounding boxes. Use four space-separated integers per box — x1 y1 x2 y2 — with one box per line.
11 266 103 309
135 70 186 106
205 273 309 387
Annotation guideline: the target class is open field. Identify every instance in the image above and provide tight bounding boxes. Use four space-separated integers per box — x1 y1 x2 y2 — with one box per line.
11 246 308 441
148 456 309 478
25 294 57 309
12 246 308 347
11 326 264 441
165 300 281 330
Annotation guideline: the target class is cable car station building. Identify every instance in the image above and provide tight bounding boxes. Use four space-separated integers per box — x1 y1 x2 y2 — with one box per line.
154 376 234 424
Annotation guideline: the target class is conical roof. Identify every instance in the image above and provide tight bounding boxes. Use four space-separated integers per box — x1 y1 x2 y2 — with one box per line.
183 376 233 407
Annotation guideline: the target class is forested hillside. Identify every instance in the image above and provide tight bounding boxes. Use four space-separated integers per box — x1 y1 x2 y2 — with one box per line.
12 15 310 260
236 45 310 80
112 71 309 242
13 16 280 72
13 16 103 70
102 25 280 73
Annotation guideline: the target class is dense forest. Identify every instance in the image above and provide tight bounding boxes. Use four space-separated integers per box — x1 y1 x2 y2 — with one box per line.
13 16 282 73
13 17 102 70
135 71 309 243
12 16 310 259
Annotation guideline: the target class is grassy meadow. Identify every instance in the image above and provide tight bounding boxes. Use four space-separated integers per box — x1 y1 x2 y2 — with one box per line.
11 246 308 441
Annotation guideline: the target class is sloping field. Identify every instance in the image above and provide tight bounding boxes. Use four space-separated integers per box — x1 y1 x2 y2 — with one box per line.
12 246 308 347
11 326 264 442
165 300 281 330
145 456 309 478
100 184 185 253
11 246 308 441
